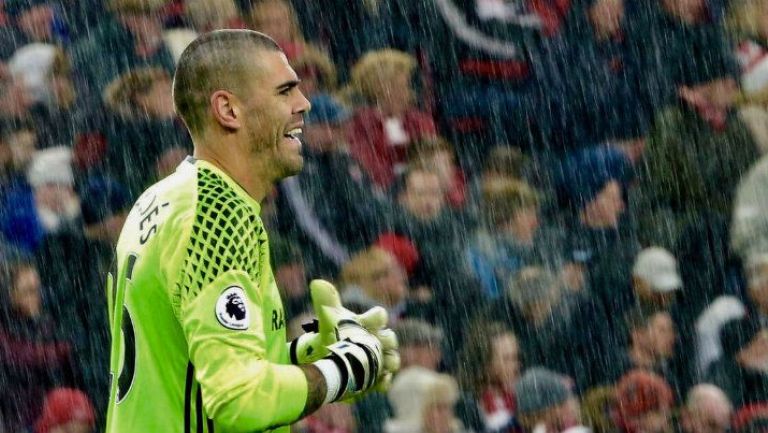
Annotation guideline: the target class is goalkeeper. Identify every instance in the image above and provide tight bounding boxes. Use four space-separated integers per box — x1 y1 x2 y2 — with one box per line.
104 29 399 433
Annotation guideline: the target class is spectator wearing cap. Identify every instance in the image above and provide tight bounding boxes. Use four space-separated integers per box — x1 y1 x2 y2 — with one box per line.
8 44 75 114
347 49 437 190
27 147 80 237
0 257 75 433
705 317 768 408
36 174 130 281
680 384 733 433
487 266 609 390
615 370 675 433
632 247 683 309
556 145 640 318
34 388 95 433
375 233 421 279
600 307 680 396
276 94 393 278
394 318 444 371
514 367 584 433
0 146 80 253
457 322 523 433
35 175 131 420
385 366 471 433
8 43 82 151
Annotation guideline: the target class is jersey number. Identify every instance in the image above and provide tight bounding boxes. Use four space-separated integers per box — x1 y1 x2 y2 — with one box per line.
110 254 138 404
117 306 136 402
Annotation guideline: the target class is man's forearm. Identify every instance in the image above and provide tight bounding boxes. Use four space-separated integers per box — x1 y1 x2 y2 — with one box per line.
298 364 327 417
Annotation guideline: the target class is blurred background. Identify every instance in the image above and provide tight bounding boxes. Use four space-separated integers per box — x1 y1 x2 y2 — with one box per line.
0 0 768 432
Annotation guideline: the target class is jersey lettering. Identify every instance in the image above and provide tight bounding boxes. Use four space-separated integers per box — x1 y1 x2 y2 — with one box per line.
136 192 170 245
271 308 285 331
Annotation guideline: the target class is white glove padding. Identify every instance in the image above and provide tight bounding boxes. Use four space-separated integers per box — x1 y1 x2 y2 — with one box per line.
319 321 383 402
289 281 386 365
309 280 400 394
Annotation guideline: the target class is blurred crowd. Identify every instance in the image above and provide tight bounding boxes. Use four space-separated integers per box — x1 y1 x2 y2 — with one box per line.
1 0 768 432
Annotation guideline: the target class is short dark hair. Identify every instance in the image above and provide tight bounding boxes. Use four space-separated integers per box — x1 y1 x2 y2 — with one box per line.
172 29 281 136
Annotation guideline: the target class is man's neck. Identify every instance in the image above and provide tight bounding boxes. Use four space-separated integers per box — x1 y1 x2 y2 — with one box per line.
193 141 274 203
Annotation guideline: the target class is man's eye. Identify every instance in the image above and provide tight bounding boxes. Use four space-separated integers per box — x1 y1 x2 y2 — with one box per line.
279 88 292 96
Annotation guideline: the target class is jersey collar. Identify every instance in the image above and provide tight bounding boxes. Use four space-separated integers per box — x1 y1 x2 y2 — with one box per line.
181 156 263 214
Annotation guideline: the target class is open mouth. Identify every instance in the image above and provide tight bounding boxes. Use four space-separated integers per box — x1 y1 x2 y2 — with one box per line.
284 128 303 143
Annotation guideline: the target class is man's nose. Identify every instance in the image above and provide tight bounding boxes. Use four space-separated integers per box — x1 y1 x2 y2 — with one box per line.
295 90 311 114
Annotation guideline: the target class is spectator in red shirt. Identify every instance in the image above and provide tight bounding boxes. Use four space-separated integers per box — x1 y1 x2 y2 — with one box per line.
347 49 437 190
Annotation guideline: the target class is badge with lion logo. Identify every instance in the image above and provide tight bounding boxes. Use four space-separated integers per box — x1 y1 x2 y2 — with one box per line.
216 286 250 330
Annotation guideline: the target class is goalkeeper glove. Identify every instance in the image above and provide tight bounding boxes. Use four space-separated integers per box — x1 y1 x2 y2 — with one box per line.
308 280 400 402
313 318 383 403
286 288 389 365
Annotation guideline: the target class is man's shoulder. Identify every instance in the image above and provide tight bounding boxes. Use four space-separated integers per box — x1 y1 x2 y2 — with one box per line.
118 162 199 250
194 165 262 227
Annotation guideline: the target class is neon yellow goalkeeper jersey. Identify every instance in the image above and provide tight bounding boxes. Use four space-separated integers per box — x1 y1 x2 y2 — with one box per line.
105 157 307 433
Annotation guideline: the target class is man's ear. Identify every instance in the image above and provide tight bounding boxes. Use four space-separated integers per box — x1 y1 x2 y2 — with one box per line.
211 90 241 130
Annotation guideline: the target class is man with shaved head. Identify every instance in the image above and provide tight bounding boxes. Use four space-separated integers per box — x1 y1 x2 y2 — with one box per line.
680 384 734 433
104 30 398 433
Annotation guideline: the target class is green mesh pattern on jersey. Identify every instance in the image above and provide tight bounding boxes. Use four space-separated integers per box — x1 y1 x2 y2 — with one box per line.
179 168 265 300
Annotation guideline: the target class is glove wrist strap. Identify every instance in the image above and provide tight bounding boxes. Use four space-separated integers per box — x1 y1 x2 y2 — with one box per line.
314 358 344 404
289 333 314 365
